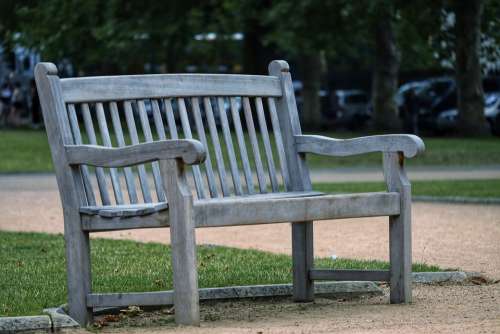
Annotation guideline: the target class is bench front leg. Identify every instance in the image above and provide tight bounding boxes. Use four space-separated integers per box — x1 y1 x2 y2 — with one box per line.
161 159 200 325
383 152 412 303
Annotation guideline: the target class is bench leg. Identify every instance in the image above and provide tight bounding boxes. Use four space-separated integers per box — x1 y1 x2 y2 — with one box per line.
389 183 412 303
163 159 200 325
292 221 314 302
65 224 93 326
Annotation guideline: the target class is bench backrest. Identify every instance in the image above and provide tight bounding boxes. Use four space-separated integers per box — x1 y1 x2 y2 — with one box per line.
35 60 311 207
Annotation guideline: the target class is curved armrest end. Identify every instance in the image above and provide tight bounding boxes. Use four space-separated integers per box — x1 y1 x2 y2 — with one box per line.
295 134 425 159
181 139 206 165
397 134 425 158
65 139 206 168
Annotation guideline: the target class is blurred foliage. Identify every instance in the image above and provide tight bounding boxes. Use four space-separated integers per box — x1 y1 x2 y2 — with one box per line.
1 0 497 74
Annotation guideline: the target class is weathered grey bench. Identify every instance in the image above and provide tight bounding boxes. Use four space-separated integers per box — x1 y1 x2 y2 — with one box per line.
35 60 424 326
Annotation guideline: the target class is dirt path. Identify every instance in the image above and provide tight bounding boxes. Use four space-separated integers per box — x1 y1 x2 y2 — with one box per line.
66 283 500 334
1 187 499 279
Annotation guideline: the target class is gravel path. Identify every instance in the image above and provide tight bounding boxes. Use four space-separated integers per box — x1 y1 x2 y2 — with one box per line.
1 187 499 279
2 173 499 333
67 283 500 334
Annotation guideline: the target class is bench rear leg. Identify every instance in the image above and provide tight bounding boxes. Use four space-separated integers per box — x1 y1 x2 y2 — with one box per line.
292 221 314 302
384 152 412 304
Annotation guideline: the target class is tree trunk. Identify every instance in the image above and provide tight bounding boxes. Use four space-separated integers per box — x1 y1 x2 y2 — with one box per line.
454 0 488 136
372 6 401 132
300 52 323 130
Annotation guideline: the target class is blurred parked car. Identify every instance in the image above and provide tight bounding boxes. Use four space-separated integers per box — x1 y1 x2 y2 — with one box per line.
436 93 500 136
328 89 371 128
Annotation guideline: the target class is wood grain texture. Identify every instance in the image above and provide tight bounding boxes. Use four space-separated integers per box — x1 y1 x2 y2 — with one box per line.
137 100 166 201
295 134 425 158
109 101 138 203
95 102 124 204
192 97 219 197
81 212 169 231
243 97 267 193
161 159 200 325
35 62 93 326
65 139 206 167
230 97 255 194
255 97 279 191
67 104 96 205
80 202 168 217
204 97 230 196
267 97 290 190
81 103 111 205
178 98 206 199
61 74 282 103
217 97 243 195
38 59 422 326
194 192 400 227
269 60 314 302
383 152 412 304
124 100 152 202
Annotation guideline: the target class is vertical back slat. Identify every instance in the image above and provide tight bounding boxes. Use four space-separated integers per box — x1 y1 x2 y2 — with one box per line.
229 97 254 194
137 100 166 202
67 104 96 205
242 97 267 193
163 99 178 138
267 98 290 190
217 97 243 195
151 100 166 140
191 97 219 198
110 101 139 203
81 103 111 205
203 97 230 196
255 97 279 191
124 100 152 203
95 102 125 204
178 98 206 199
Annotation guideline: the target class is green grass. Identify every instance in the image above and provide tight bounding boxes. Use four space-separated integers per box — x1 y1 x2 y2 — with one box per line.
314 179 500 198
0 231 440 317
0 129 499 173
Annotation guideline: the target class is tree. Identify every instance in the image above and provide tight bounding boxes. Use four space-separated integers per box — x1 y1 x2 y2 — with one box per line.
371 1 401 131
453 0 489 136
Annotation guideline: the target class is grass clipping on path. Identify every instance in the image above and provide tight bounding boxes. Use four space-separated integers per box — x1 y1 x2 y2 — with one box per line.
1 231 440 317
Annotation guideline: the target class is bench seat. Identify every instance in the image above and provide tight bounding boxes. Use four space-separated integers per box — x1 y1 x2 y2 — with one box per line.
80 191 399 232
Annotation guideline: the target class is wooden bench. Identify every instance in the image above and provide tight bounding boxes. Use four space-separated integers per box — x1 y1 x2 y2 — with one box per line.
35 60 424 326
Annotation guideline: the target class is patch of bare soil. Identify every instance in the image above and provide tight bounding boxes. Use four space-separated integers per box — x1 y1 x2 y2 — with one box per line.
85 282 500 334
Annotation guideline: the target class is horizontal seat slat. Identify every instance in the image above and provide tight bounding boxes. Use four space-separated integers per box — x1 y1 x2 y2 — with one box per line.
194 192 400 227
60 74 282 103
80 202 168 217
81 212 169 232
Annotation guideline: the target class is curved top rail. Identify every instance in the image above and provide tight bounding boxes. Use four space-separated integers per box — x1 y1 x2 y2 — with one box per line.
60 73 282 103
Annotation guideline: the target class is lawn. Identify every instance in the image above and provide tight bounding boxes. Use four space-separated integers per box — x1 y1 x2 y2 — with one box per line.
0 231 440 317
314 179 500 198
0 129 499 173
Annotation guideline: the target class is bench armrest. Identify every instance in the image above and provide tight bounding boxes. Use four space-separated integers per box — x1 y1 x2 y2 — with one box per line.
65 139 206 167
294 134 425 158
